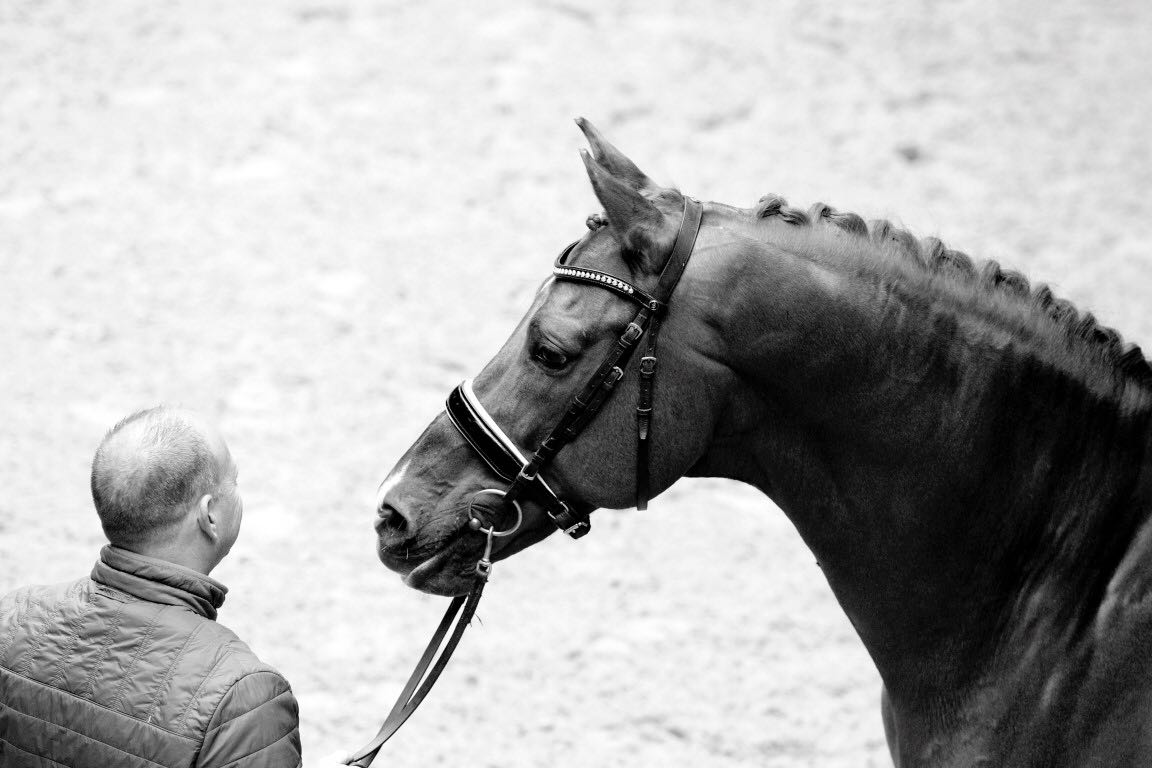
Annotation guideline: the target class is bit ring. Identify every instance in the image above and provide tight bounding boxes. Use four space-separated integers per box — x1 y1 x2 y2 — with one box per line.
467 489 523 537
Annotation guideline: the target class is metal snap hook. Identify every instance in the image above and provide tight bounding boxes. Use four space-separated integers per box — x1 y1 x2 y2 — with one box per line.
475 525 496 580
466 489 524 538
468 489 521 581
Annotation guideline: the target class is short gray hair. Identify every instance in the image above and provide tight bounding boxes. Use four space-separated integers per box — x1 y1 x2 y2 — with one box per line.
90 407 220 547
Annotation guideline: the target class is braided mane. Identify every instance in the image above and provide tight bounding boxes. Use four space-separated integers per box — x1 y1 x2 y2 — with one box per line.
753 194 1152 388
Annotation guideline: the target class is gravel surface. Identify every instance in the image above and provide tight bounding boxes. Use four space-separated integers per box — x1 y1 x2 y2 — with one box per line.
3 1 1150 765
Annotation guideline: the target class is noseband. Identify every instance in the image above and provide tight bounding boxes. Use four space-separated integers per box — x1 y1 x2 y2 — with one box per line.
447 196 703 536
350 197 703 766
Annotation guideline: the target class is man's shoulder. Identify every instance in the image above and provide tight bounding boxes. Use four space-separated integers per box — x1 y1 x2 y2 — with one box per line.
186 621 299 752
1 576 88 608
1 571 287 675
0 576 92 652
149 611 297 736
193 618 289 688
188 630 301 767
129 603 294 732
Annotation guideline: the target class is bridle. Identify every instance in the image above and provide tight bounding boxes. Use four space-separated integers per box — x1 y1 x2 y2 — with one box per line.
448 195 703 533
348 197 703 766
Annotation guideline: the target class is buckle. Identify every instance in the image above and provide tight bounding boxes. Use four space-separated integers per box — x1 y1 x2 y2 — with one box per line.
639 356 657 375
623 323 644 343
546 502 591 538
475 557 493 579
563 520 591 538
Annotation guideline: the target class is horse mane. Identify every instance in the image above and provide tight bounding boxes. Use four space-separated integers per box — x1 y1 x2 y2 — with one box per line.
752 194 1152 389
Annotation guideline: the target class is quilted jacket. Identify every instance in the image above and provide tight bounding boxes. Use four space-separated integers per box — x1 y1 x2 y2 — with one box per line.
0 546 302 767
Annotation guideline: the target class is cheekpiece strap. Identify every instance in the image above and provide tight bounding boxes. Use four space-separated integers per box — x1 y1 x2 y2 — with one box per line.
655 197 702 302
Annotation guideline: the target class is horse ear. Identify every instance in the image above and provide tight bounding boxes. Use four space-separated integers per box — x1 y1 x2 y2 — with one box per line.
581 149 672 273
575 117 654 191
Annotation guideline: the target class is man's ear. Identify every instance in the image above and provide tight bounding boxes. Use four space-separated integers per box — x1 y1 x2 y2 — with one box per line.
196 494 220 543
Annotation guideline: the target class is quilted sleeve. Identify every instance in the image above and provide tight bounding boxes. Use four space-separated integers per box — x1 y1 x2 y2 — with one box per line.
196 670 302 768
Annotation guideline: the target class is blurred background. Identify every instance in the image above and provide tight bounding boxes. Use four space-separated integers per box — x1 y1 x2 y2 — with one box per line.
2 1 1150 765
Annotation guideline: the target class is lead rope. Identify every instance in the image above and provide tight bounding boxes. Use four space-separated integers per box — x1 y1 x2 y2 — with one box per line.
346 526 496 767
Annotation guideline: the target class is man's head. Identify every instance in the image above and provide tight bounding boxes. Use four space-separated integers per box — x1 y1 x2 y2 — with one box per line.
91 407 242 573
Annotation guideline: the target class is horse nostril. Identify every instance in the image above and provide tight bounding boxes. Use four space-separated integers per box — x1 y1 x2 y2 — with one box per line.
377 503 409 535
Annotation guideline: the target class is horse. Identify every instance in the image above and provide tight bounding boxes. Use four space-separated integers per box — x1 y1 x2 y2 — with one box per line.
374 118 1152 767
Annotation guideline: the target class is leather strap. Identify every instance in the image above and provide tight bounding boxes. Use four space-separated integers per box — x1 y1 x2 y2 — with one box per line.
635 313 660 511
446 384 524 482
654 198 703 302
554 240 663 309
634 197 702 509
553 264 662 309
347 580 486 767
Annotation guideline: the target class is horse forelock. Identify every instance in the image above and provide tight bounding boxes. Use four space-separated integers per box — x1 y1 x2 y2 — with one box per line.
752 194 1152 391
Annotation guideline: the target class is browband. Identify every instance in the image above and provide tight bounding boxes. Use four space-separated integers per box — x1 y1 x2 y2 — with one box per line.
553 242 662 309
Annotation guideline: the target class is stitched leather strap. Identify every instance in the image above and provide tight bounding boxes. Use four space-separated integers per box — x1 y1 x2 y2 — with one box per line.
635 314 661 511
654 198 703 303
635 198 701 510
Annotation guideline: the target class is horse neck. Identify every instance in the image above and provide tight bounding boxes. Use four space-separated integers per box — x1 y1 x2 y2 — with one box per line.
689 206 1152 703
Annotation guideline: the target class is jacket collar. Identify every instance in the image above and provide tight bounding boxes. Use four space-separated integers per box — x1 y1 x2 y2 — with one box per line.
91 545 228 620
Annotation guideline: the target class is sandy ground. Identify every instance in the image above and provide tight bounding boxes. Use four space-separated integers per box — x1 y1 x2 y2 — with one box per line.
2 1 1151 766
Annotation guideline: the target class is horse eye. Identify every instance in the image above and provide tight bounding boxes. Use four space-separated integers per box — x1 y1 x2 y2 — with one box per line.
531 344 569 371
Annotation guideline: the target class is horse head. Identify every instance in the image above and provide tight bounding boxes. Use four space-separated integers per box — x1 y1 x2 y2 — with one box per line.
375 119 738 596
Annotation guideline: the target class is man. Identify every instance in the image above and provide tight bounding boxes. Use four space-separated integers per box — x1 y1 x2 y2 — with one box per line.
0 407 333 767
